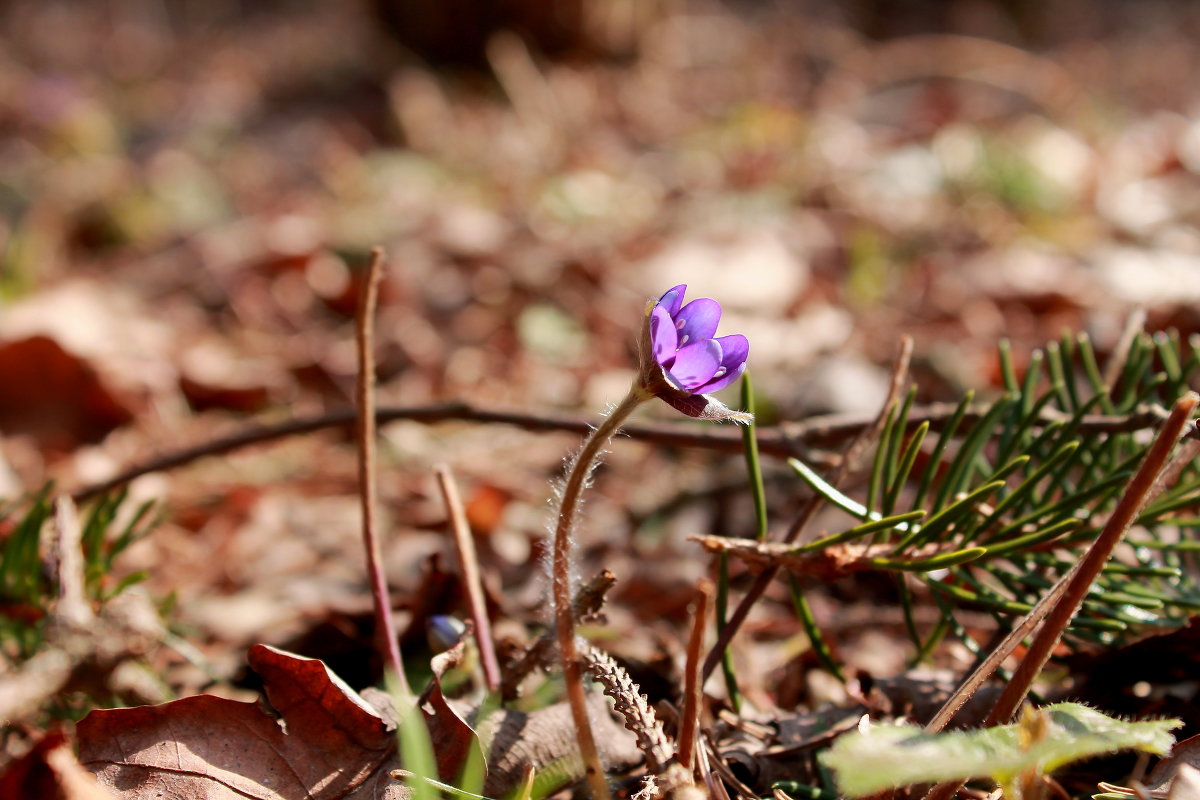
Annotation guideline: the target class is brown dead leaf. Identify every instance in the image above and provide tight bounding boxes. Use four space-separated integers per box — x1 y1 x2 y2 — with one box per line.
1169 764 1200 800
0 729 115 800
422 640 487 783
690 535 936 583
0 335 133 453
1150 732 1200 794
179 375 272 414
178 343 284 414
77 644 407 800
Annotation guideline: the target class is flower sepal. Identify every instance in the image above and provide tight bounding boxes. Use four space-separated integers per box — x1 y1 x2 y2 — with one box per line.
650 378 754 424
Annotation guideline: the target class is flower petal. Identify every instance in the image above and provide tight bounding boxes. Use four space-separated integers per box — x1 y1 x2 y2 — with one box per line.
649 304 678 366
695 360 747 394
694 334 749 393
657 285 686 318
674 298 721 347
665 339 722 391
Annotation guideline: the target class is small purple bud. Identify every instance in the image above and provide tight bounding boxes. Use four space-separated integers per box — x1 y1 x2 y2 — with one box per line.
427 615 466 652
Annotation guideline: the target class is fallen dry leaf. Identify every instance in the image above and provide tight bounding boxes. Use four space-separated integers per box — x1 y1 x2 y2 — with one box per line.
0 729 115 800
0 335 133 453
1150 732 1200 795
422 640 487 783
77 644 407 800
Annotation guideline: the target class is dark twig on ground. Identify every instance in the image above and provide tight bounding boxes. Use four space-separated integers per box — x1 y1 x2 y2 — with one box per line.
69 400 1178 505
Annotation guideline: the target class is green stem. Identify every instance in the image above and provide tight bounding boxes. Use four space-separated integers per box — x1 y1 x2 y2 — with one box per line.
553 388 645 800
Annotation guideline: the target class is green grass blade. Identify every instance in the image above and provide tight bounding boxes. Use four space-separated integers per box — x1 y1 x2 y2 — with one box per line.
740 373 768 542
789 575 843 681
868 546 987 572
867 401 898 515
983 518 1083 557
934 395 1015 509
912 391 974 511
884 420 929 517
789 458 873 521
795 510 925 554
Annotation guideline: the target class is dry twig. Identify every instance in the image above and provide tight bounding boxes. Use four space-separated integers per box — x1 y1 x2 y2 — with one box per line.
434 463 501 692
355 247 408 694
677 580 712 778
69 400 1179 505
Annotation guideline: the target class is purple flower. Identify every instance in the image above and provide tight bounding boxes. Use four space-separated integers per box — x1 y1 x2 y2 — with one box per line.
649 285 749 394
635 284 752 423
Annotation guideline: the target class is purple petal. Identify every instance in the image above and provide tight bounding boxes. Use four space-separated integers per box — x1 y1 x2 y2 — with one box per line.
649 304 678 366
674 298 721 347
695 360 747 394
665 339 722 391
694 334 749 393
657 285 686 318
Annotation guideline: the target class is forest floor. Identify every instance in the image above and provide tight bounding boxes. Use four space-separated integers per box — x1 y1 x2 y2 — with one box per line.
4 1 1200 798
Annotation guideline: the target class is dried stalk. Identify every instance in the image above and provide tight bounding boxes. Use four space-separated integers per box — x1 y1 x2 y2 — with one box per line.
678 580 712 777
434 464 501 692
356 247 408 695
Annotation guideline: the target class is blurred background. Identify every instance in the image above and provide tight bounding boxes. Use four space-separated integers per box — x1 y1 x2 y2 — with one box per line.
4 0 1200 692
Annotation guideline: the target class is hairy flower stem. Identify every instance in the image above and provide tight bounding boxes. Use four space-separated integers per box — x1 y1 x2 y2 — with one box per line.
553 388 646 800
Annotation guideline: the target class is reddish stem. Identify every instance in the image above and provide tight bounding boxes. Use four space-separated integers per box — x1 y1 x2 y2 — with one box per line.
356 248 409 695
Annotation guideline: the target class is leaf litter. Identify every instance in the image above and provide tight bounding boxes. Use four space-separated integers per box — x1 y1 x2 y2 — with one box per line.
4 1 1200 799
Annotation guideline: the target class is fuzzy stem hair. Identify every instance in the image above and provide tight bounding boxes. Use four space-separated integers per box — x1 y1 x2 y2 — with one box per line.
552 387 646 800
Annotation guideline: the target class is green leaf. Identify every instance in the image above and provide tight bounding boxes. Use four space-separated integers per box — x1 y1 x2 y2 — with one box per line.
821 703 1179 798
885 420 929 517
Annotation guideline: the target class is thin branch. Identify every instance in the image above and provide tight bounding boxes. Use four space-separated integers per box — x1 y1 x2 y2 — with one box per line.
69 400 1178 505
356 247 408 695
700 336 915 682
434 463 501 692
